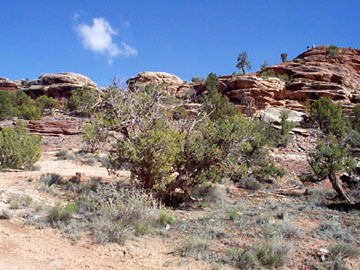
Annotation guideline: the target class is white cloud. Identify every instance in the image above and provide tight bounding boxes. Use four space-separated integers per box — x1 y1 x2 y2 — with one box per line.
76 18 137 62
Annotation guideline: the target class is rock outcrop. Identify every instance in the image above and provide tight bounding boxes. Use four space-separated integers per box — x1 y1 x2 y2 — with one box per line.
127 71 191 97
26 119 82 136
0 77 19 91
22 72 98 103
193 46 360 114
127 46 360 115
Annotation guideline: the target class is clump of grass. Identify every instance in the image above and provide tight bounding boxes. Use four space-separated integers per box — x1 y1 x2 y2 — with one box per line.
0 209 10 219
264 222 303 240
9 195 33 209
55 149 76 160
40 173 62 186
312 219 356 243
157 209 176 226
80 155 97 166
238 177 262 191
174 234 211 261
55 149 68 159
47 204 73 228
89 185 159 245
305 188 337 206
65 202 78 213
229 241 292 269
328 243 360 259
314 243 360 270
229 209 239 221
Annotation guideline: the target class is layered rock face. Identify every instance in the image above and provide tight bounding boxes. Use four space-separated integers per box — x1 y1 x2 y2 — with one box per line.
128 46 360 114
213 46 360 113
127 71 191 97
0 77 19 91
22 72 98 103
0 72 98 103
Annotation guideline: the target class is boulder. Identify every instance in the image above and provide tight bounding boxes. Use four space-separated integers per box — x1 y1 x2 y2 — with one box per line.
260 107 307 126
127 72 191 97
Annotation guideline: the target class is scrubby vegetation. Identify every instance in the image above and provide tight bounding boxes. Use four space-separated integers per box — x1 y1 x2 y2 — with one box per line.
0 122 41 169
81 73 284 204
261 69 289 81
308 97 360 203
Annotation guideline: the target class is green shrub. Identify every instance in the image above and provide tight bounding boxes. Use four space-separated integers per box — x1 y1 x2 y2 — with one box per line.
35 95 58 112
278 110 295 146
232 241 291 269
310 97 347 136
40 173 63 186
326 45 339 58
88 185 158 244
308 135 355 203
47 205 73 228
0 122 41 169
201 73 236 121
94 80 282 203
261 69 289 81
175 235 211 260
157 209 176 226
280 52 288 63
66 86 98 115
0 90 41 120
82 121 107 153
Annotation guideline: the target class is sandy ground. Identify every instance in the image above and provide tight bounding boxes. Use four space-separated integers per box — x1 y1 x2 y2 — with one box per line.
0 149 216 270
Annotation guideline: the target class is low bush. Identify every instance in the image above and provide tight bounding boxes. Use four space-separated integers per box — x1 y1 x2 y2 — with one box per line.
261 69 289 81
34 95 58 112
84 184 158 244
47 204 73 228
231 241 292 269
0 122 41 169
175 234 211 261
66 86 98 115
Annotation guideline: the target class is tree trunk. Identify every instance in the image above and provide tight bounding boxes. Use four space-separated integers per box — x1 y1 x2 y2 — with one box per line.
328 173 353 204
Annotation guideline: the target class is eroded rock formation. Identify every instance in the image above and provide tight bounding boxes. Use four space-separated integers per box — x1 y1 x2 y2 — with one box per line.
22 72 98 103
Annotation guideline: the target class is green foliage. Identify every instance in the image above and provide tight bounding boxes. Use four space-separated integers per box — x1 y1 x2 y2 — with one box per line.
278 110 295 146
352 104 360 132
308 135 355 181
310 97 347 136
260 60 269 71
0 90 41 120
261 69 289 81
191 77 204 83
230 241 291 269
112 120 184 192
82 115 109 153
66 86 98 115
35 95 58 112
157 209 176 225
47 204 73 228
326 45 339 58
280 52 288 63
202 73 236 121
236 51 251 75
0 122 41 169
94 81 283 202
237 120 284 182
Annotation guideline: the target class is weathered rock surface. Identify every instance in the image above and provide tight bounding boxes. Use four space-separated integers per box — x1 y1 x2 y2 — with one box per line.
190 46 360 114
130 46 360 115
26 119 82 136
22 72 98 103
127 71 191 97
260 107 307 126
0 77 19 91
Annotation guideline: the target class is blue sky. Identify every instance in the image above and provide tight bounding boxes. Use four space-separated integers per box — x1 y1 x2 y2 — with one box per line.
0 1 359 86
